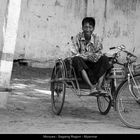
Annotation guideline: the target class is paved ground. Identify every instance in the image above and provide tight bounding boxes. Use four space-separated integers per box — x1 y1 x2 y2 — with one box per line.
0 63 140 135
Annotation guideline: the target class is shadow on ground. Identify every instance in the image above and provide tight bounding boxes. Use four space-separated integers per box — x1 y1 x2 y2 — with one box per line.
10 63 119 123
0 63 137 133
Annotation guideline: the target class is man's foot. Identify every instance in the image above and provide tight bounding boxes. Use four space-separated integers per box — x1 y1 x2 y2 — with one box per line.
85 87 97 96
89 86 108 96
88 88 98 96
90 87 98 93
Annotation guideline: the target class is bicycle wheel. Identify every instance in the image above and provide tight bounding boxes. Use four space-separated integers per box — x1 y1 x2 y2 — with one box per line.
116 74 140 129
130 74 140 104
50 60 66 115
97 94 112 115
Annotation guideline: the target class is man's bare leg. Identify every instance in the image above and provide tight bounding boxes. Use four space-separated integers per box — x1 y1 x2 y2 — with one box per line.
96 74 104 89
81 69 95 91
96 73 107 93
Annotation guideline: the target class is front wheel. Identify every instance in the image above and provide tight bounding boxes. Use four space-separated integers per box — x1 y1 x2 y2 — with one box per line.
50 60 66 115
116 74 140 129
97 77 113 115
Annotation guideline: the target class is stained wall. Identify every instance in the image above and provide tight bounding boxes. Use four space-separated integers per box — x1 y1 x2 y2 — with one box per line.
0 0 140 67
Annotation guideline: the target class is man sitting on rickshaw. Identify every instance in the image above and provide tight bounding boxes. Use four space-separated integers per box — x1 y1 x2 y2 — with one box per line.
69 17 111 94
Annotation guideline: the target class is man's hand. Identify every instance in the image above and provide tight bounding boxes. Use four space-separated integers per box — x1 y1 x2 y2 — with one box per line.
87 54 98 62
76 53 88 60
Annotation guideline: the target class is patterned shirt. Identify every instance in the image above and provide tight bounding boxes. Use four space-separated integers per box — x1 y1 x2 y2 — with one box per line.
70 32 103 62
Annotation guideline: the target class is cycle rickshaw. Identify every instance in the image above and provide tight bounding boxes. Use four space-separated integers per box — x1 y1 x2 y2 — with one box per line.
50 44 140 129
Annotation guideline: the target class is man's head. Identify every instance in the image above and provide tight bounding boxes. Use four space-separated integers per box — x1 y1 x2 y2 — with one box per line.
82 17 95 38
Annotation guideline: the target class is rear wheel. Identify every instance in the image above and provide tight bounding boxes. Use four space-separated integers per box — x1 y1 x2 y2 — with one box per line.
97 94 112 115
116 74 140 129
50 60 66 115
97 78 112 115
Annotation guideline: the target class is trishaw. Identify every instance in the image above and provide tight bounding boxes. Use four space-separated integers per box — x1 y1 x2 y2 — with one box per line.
50 44 140 129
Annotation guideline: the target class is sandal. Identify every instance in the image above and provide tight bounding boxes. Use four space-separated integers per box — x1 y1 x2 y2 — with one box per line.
97 89 108 94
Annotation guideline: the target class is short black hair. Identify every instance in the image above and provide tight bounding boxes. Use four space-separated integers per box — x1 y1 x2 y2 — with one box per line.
82 17 95 27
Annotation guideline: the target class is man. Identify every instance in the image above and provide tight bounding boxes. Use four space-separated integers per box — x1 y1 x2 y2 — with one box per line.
70 17 111 94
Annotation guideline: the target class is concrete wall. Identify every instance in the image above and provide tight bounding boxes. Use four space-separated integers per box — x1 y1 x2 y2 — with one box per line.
103 0 140 54
15 0 88 63
0 0 140 67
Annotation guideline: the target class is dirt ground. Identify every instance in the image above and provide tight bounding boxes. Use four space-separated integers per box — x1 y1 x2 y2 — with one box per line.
0 63 140 135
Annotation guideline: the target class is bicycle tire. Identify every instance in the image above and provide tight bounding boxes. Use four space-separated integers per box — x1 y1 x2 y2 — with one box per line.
116 74 140 129
50 60 66 115
130 74 140 104
97 94 112 115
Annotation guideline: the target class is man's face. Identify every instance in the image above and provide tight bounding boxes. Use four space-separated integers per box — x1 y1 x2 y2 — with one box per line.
82 22 94 37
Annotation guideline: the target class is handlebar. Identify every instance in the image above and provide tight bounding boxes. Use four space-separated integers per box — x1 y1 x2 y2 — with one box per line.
109 44 137 58
123 50 137 58
109 44 137 65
